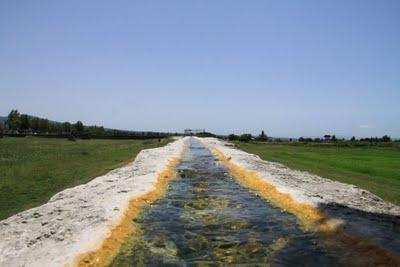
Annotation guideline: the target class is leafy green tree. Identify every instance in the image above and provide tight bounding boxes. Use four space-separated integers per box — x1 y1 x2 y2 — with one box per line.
350 136 356 142
20 114 30 130
62 122 71 133
239 134 252 142
87 125 106 136
256 130 268 141
30 118 40 132
38 119 49 132
48 122 59 133
332 135 337 141
228 134 239 141
7 109 21 130
74 121 84 133
382 135 391 142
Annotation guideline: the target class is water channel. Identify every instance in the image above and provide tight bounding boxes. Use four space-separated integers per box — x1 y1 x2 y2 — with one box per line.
111 138 342 266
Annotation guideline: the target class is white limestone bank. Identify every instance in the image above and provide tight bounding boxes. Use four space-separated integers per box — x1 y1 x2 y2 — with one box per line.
199 137 400 254
0 137 188 267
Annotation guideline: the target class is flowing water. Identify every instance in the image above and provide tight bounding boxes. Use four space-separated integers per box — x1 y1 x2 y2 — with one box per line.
111 139 342 266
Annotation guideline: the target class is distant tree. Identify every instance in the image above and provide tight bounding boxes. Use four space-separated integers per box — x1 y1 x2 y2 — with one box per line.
30 118 40 132
350 136 356 142
62 122 71 133
299 137 305 142
20 114 30 130
38 119 49 132
228 134 239 141
87 125 107 136
324 134 331 141
239 134 252 142
8 109 21 130
48 122 61 133
196 132 216 138
256 130 268 141
361 136 381 143
332 135 337 141
361 137 374 142
74 121 84 133
381 135 391 142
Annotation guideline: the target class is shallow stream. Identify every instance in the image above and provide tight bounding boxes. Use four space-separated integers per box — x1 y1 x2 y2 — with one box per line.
111 139 342 266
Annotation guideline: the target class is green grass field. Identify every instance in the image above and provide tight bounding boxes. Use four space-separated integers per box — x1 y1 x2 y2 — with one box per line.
234 142 400 205
0 137 171 220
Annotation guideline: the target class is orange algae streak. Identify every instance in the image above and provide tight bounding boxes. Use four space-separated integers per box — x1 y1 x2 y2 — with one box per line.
76 157 181 267
213 148 400 266
213 148 326 230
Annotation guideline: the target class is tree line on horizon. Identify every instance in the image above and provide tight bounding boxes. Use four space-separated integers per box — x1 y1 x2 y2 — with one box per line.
228 131 394 143
1 109 172 139
228 131 267 142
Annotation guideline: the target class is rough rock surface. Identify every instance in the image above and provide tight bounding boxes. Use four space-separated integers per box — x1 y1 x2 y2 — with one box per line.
0 137 187 267
200 137 400 254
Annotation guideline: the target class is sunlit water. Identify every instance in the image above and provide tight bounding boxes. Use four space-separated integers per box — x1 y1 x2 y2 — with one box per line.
111 139 341 266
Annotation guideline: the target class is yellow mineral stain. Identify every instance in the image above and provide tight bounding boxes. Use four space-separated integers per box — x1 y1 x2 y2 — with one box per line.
75 155 182 267
213 148 400 266
213 149 326 231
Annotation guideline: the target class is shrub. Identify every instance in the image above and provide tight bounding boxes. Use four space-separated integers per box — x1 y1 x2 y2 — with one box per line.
228 134 239 141
239 134 252 142
382 135 391 142
256 130 268 141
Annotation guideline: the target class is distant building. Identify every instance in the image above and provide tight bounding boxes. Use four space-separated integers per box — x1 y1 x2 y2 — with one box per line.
184 129 205 136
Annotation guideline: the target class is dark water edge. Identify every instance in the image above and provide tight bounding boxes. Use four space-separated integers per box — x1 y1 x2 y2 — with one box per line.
111 138 342 266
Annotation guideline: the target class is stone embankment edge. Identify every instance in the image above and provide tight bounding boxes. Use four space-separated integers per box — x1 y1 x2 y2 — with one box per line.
198 138 399 266
73 141 188 267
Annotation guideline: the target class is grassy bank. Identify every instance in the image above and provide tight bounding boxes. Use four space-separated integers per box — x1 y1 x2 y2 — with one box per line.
0 136 172 220
234 142 400 205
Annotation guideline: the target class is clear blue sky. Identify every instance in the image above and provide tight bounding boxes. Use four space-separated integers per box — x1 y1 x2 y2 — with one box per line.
1 0 399 137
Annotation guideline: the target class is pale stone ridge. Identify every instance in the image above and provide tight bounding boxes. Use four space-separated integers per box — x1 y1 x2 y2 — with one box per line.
0 137 188 267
